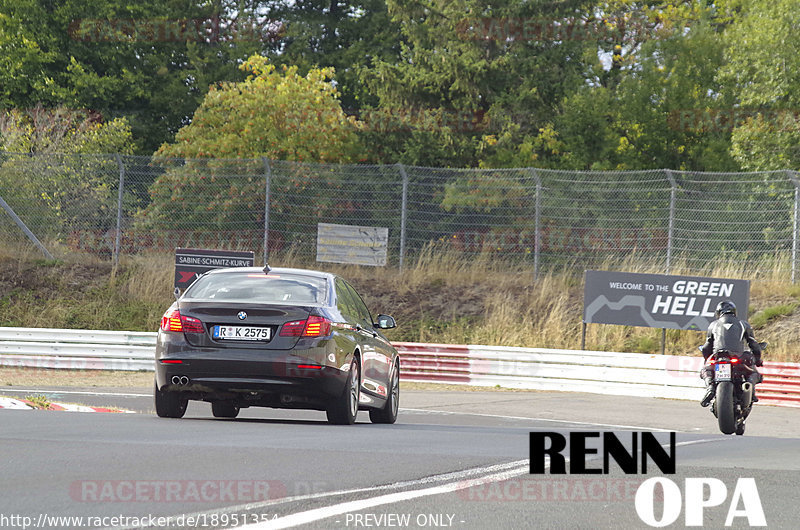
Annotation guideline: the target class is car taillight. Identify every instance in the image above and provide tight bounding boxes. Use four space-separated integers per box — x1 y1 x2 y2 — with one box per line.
280 320 306 337
280 316 332 337
161 310 182 332
160 309 204 334
304 315 331 336
730 358 739 363
180 314 205 334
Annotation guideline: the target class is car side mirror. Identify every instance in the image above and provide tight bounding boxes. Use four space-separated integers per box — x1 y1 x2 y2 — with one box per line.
375 314 396 329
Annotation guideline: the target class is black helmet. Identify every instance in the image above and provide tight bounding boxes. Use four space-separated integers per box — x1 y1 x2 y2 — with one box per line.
715 300 737 318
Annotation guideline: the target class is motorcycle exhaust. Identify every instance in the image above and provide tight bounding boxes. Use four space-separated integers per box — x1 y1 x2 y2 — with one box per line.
741 382 753 408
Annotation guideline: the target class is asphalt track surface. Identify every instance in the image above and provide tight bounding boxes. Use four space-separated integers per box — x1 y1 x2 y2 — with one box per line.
0 387 798 529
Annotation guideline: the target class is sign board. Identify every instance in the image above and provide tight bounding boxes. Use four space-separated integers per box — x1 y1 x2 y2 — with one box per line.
316 223 388 267
174 248 254 289
583 270 750 331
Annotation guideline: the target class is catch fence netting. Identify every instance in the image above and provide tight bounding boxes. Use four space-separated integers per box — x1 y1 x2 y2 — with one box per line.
1 152 797 278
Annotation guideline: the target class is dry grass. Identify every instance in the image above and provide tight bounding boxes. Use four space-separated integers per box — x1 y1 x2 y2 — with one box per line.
337 249 800 362
1 242 799 362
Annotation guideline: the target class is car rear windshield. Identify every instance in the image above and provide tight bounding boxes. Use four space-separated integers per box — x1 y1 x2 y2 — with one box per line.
184 272 327 305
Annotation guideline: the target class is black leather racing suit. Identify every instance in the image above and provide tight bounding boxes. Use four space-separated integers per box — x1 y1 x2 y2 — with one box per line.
700 313 763 391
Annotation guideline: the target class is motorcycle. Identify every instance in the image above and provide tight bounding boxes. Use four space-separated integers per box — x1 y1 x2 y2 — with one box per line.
699 342 767 436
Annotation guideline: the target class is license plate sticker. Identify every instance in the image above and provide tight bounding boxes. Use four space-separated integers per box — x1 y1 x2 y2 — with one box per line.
715 363 732 380
212 326 271 341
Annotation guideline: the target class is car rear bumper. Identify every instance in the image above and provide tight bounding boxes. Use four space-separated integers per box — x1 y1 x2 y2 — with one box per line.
154 332 352 408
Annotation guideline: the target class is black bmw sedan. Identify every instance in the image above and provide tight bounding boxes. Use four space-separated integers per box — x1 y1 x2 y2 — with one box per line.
154 266 399 425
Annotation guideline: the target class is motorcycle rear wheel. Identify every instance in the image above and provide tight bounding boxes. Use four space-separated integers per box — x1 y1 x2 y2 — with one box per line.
716 381 736 435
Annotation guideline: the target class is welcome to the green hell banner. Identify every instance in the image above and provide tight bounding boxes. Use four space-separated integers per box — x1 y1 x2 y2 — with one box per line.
583 270 750 331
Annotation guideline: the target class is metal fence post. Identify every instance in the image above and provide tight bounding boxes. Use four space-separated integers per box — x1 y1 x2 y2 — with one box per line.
662 169 678 356
664 169 677 275
793 187 799 284
533 169 542 280
0 194 54 260
397 163 409 271
788 170 800 283
113 154 125 266
262 157 272 266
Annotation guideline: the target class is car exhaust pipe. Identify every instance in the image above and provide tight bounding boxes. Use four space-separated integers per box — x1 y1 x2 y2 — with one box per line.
741 382 753 408
171 375 190 386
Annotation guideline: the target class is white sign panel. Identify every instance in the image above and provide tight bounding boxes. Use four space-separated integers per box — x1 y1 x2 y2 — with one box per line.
316 223 388 266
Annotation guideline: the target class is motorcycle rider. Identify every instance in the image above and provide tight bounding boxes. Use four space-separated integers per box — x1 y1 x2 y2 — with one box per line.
699 300 763 407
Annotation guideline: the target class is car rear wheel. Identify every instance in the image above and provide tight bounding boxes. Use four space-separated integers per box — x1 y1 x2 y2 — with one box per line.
154 380 188 418
211 401 240 418
370 363 399 424
326 358 360 425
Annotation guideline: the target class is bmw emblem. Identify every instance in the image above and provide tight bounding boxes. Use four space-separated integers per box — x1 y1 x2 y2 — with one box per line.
237 311 247 320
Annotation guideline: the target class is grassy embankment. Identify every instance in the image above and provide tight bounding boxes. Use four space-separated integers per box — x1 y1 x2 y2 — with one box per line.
1 242 799 363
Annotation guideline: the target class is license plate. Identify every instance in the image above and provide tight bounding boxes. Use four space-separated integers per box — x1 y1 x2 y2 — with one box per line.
212 325 271 341
715 363 732 381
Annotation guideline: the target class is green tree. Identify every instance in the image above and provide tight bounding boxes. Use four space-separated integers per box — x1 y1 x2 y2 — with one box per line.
576 18 735 170
155 55 361 161
0 0 262 154
0 106 133 154
260 0 403 112
0 106 134 239
140 56 363 235
490 2 740 171
721 0 800 170
358 0 598 167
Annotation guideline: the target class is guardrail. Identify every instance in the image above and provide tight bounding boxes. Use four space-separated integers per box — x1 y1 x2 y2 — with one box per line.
0 327 155 372
392 343 800 408
0 327 797 407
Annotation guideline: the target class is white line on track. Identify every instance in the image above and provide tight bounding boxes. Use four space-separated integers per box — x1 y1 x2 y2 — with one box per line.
243 464 532 530
111 430 726 530
673 437 733 448
113 460 530 530
400 407 679 432
239 438 723 529
0 396 686 430
0 389 150 397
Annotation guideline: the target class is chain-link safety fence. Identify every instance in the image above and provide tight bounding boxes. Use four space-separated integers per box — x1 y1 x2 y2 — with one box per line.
1 151 798 279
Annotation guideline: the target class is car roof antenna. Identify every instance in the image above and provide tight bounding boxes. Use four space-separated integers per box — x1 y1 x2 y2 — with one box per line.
263 263 272 274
